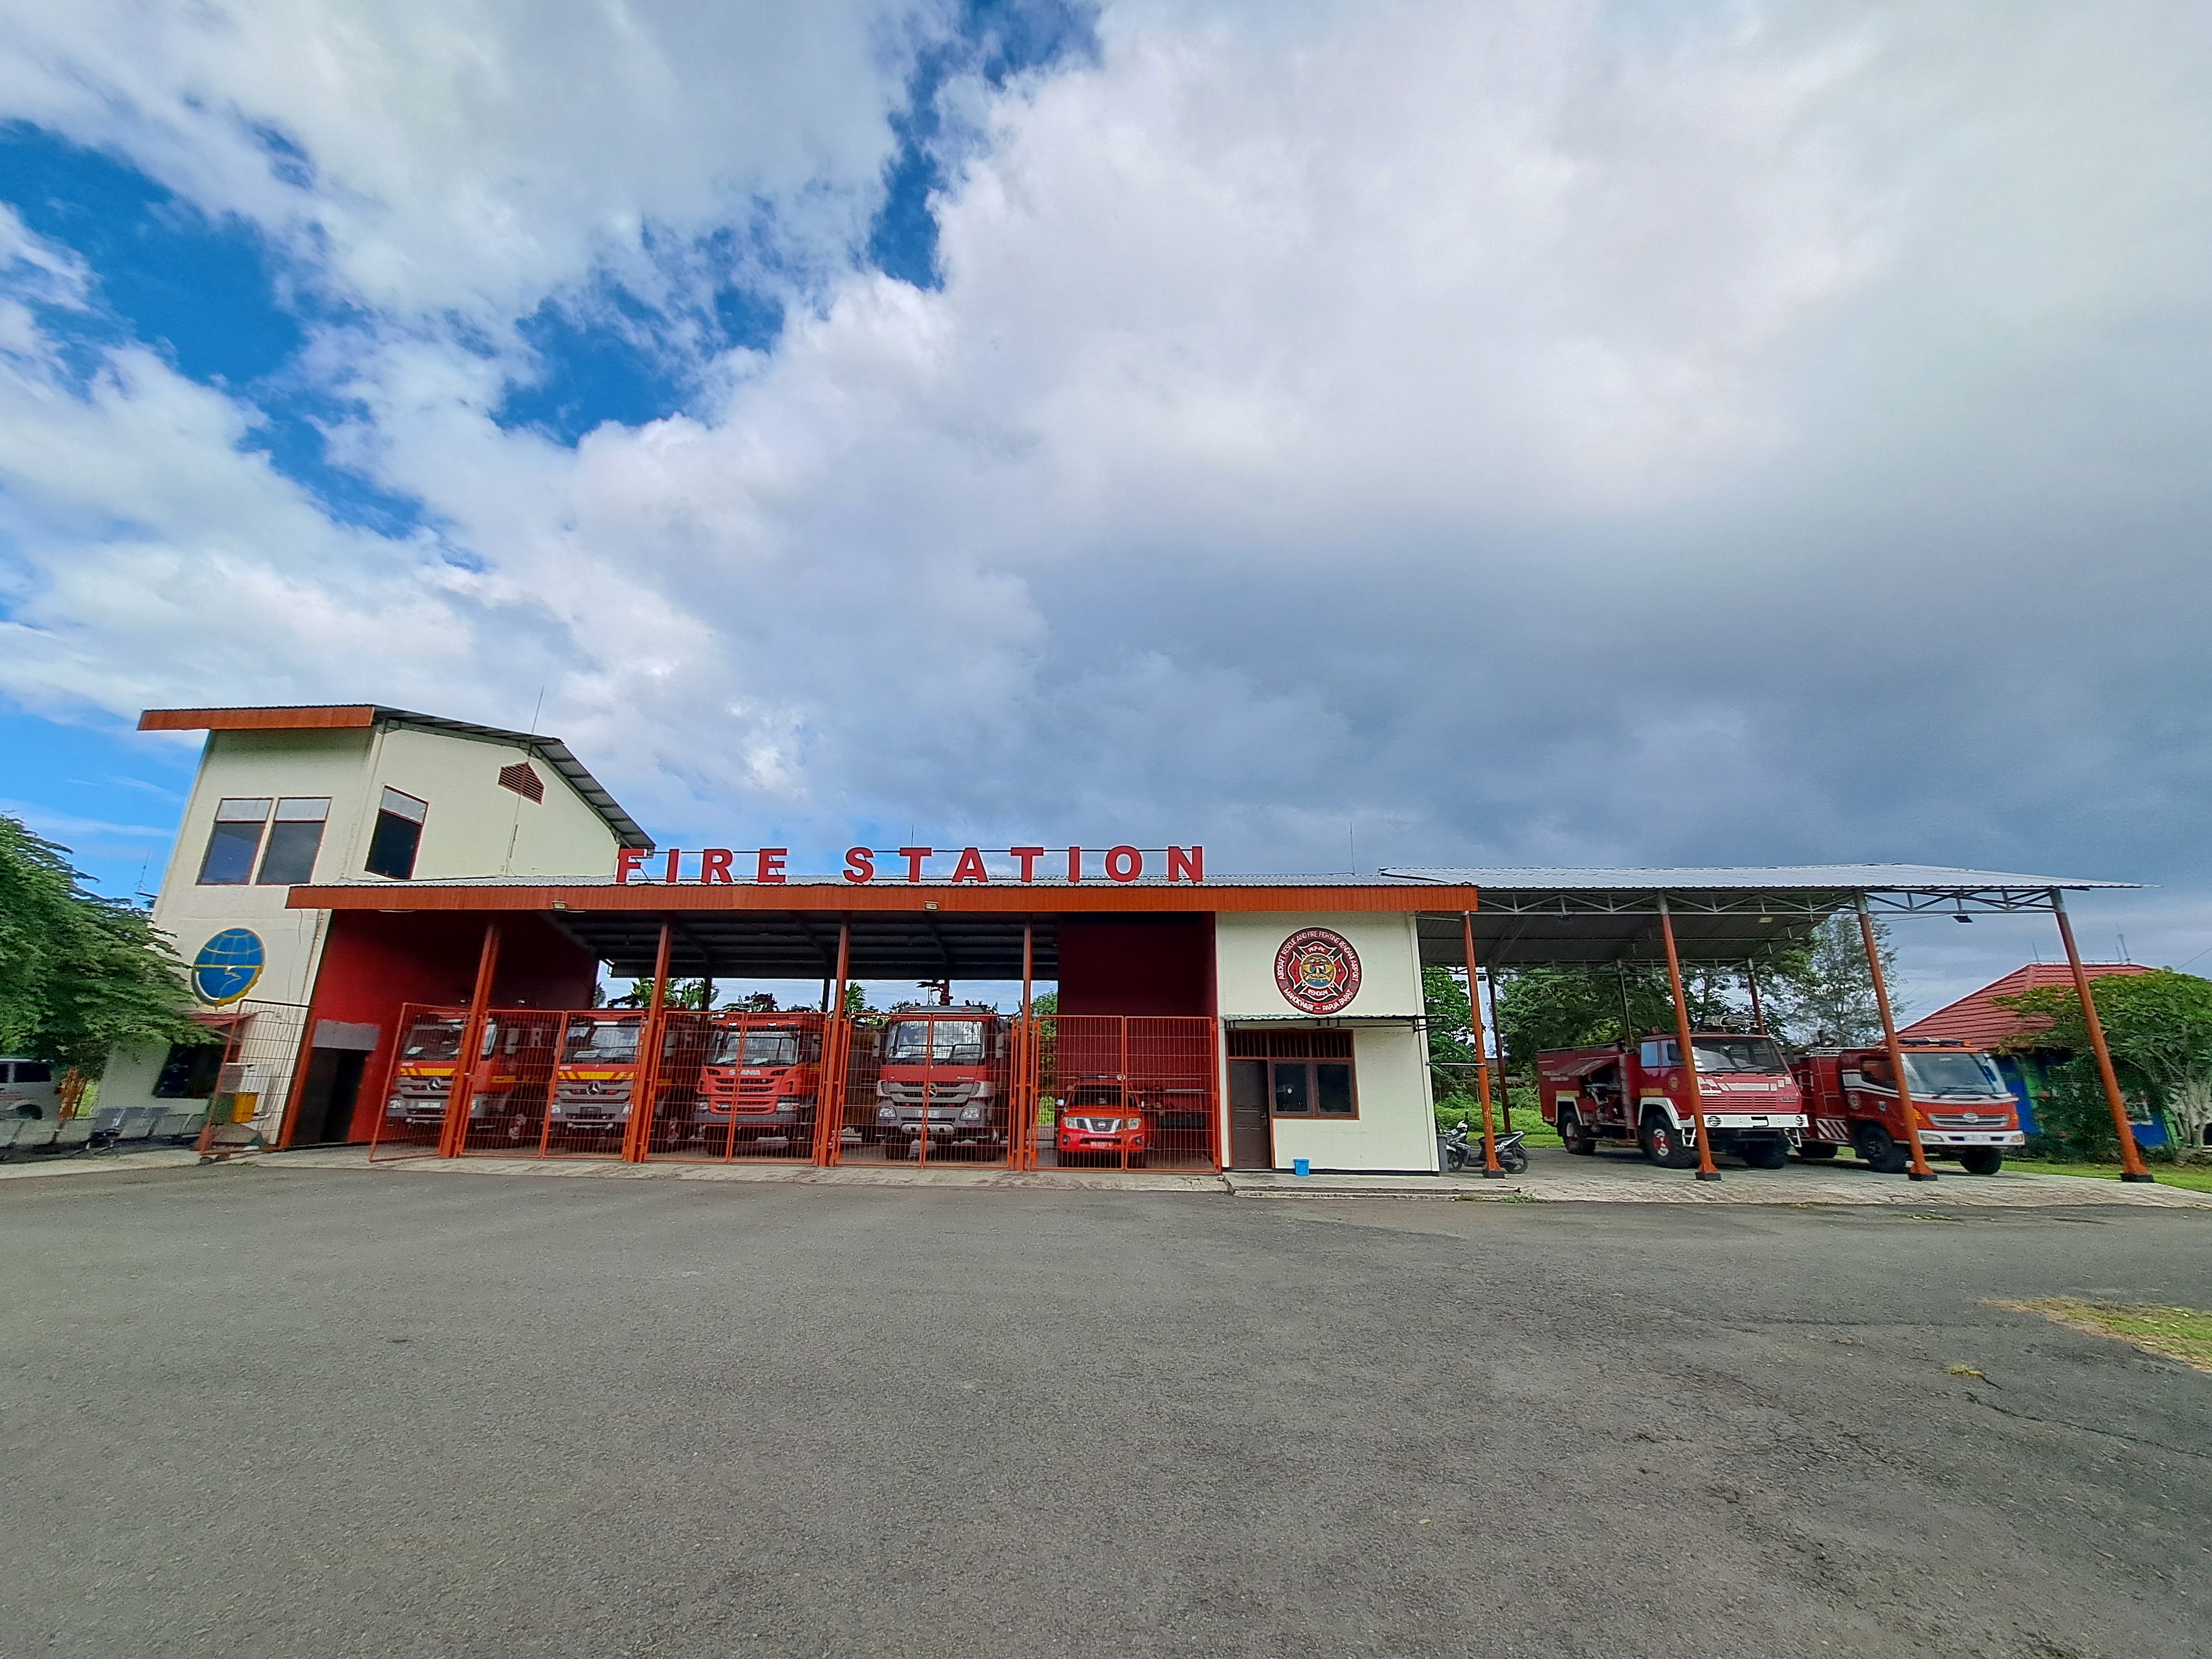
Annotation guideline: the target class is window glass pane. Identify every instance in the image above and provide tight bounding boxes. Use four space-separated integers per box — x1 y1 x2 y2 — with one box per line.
364 810 422 879
257 818 326 884
198 818 264 884
1271 1062 1310 1115
274 796 329 822
379 787 428 823
13 1062 51 1083
214 797 272 822
1316 1063 1355 1115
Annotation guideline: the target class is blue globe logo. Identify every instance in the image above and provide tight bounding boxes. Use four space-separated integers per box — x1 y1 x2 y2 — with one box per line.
191 928 265 1005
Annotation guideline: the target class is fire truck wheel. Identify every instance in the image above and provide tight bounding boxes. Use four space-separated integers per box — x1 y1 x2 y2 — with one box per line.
1958 1147 2005 1176
1853 1124 1911 1175
1559 1112 1597 1156
1794 1142 1838 1161
1738 1139 1788 1171
1640 1117 1697 1169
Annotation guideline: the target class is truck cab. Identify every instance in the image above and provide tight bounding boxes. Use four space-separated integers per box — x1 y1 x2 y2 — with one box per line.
1791 1041 2022 1175
873 1004 1008 1158
689 1011 825 1150
1540 1032 1806 1169
385 1010 538 1139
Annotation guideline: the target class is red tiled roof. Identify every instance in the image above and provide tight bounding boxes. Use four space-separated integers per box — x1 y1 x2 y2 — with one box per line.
1898 963 2152 1047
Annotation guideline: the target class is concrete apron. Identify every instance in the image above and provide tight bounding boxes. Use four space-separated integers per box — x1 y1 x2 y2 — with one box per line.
115 1143 2212 1207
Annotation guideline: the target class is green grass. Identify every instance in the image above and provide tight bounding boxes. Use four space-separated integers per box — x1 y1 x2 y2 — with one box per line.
2004 1159 2212 1193
1991 1298 2212 1373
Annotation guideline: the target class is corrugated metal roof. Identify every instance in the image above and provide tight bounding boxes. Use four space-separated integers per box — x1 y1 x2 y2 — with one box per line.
139 703 650 850
1897 963 2152 1047
1381 864 2139 893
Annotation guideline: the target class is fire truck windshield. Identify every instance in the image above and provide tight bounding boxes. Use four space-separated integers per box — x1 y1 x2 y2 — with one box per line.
405 1019 499 1061
885 1020 987 1062
563 1019 641 1062
711 1029 801 1067
1902 1050 2007 1097
1690 1037 1787 1074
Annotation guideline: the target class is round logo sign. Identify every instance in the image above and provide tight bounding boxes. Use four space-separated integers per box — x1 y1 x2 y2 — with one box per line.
190 927 265 1005
1274 927 1361 1015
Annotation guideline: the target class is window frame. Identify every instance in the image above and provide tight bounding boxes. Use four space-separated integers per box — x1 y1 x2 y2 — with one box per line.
255 797 331 885
196 798 272 885
363 787 427 880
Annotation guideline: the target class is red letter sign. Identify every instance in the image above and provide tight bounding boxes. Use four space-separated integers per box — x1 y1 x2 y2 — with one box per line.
1166 845 1204 883
844 847 875 884
951 847 989 883
900 847 932 883
616 848 648 884
1010 846 1045 883
756 847 788 884
700 848 735 884
1105 846 1142 883
1066 847 1083 883
664 847 682 884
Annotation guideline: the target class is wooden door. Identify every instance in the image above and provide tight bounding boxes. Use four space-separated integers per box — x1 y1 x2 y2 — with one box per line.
1228 1059 1272 1168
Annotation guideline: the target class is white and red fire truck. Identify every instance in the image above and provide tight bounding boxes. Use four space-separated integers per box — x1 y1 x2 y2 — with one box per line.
1789 1041 2022 1175
1538 1032 1807 1169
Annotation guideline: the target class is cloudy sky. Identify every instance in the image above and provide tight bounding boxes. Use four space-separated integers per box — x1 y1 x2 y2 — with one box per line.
2 0 2207 1006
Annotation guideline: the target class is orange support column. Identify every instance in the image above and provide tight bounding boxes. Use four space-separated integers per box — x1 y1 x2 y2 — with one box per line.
438 922 502 1159
1657 899 1721 1181
1017 922 1036 1171
619 922 672 1162
1856 896 1937 1181
1459 913 1503 1177
816 920 852 1166
2053 889 2155 1183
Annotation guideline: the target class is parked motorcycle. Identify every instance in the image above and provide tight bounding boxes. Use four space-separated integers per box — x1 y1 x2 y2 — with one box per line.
1441 1121 1529 1175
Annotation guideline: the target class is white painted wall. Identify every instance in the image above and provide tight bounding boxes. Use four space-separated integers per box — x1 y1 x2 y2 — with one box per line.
1214 911 1438 1172
103 719 628 1122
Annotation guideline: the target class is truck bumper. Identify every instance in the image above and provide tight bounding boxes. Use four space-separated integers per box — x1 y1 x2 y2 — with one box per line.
1924 1130 2027 1147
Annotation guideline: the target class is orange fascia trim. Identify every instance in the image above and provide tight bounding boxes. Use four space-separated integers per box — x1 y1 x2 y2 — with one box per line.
139 706 381 732
287 883 1484 916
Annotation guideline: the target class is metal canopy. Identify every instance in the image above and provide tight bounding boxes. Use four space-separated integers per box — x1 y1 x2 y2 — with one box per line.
552 909 1063 982
1384 864 2142 971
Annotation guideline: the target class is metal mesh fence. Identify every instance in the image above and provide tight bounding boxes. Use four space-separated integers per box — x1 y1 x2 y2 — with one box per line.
834 1009 1016 1168
1033 1016 1219 1171
641 1009 825 1161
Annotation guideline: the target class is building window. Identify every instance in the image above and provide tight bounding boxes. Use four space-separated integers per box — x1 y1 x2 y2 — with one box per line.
153 1043 225 1099
364 788 427 880
497 761 545 803
255 797 330 884
197 799 271 884
1226 1029 1359 1119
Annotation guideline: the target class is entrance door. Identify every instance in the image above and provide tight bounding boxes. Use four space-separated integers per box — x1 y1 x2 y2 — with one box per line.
293 1048 368 1144
1228 1060 1272 1169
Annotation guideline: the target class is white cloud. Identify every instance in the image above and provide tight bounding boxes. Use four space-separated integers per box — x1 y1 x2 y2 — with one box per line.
3 0 2211 952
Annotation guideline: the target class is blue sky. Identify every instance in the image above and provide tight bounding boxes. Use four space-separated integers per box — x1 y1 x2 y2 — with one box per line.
3 0 2210 1008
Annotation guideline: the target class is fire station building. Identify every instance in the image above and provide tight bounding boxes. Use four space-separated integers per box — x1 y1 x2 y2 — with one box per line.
109 703 2140 1179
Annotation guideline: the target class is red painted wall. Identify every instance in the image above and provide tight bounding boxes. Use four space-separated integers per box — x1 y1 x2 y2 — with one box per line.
293 911 599 1143
1055 916 1215 1016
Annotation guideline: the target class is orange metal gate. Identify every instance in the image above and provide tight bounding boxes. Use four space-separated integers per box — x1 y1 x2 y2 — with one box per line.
371 1003 1217 1175
1031 1016 1219 1171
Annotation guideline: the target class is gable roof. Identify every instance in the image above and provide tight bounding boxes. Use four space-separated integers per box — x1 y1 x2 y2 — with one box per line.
138 704 651 850
1897 962 2152 1047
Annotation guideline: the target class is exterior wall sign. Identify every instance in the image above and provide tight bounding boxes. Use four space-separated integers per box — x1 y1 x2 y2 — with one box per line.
615 845 1204 886
1274 927 1362 1014
191 927 267 1005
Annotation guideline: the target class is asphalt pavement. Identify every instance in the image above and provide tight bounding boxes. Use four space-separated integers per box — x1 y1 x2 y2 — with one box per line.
3 1161 2207 1658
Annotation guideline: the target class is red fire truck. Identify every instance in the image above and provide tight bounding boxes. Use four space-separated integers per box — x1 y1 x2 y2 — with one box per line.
546 1011 703 1142
872 1004 1008 1157
1539 1032 1806 1169
384 1009 544 1140
688 1010 825 1149
1790 1041 2022 1175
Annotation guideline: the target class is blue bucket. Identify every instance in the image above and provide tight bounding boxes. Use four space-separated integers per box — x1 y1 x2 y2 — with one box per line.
1292 1157 1311 1177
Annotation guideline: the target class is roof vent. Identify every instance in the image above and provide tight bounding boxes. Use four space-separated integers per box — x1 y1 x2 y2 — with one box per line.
498 761 545 804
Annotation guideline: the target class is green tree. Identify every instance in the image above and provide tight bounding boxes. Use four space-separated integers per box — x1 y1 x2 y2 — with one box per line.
1767 912 1894 1047
1997 969 2212 1161
0 814 214 1082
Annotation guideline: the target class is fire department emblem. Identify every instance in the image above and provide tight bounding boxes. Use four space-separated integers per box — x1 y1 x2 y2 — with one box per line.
1274 927 1361 1015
